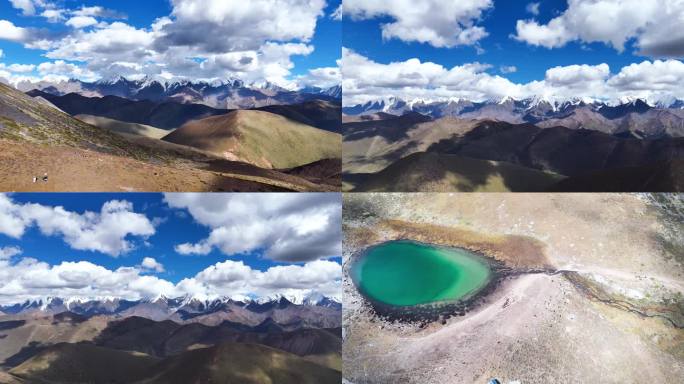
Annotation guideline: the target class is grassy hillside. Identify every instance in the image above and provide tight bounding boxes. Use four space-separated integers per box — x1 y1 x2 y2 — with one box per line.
162 110 342 169
352 152 563 192
76 114 172 139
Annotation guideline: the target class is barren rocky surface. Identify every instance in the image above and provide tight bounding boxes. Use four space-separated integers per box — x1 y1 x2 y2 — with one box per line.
343 194 684 383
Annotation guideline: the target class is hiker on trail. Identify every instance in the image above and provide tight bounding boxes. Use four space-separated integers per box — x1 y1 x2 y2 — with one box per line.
42 173 48 182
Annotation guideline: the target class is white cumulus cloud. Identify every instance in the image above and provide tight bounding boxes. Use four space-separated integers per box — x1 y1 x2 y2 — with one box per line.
141 257 165 273
331 4 342 20
513 0 684 58
176 259 341 300
0 0 338 88
343 48 684 105
344 0 493 48
0 255 341 304
9 0 38 16
0 20 31 43
0 258 176 304
0 246 22 260
526 2 540 16
0 194 155 257
65 16 98 29
165 193 341 262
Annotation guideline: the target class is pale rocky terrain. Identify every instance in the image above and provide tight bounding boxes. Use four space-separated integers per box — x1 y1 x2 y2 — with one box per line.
343 194 684 383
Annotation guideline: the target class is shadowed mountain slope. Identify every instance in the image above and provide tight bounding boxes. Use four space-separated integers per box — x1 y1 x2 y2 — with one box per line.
9 343 160 384
8 342 341 384
27 90 230 130
548 159 684 192
343 115 684 192
147 342 340 384
429 121 684 177
256 100 342 133
352 152 563 192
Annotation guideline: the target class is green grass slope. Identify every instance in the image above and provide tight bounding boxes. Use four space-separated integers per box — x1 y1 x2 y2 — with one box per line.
162 110 341 169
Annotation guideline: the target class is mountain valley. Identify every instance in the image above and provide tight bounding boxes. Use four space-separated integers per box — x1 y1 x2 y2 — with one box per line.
0 295 342 384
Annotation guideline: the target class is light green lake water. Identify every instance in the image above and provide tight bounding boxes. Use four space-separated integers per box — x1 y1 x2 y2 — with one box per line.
351 241 492 307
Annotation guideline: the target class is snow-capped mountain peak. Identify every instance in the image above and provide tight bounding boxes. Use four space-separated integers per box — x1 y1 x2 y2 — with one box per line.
14 75 341 109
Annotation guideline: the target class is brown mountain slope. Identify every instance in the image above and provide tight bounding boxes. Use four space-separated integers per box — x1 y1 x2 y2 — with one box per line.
343 114 479 174
548 159 684 192
75 114 172 139
0 82 165 160
147 342 340 384
0 315 109 368
9 343 160 384
162 110 341 169
0 139 293 192
351 152 563 192
0 313 342 374
428 121 684 177
0 83 337 191
283 158 342 187
7 342 341 384
256 100 341 133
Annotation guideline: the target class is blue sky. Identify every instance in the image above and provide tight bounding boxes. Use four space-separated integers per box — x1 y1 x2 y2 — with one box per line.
0 0 342 88
4 193 227 282
344 0 642 84
342 0 684 105
0 193 342 303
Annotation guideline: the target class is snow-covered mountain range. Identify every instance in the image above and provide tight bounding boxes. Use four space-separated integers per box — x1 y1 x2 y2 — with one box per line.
0 293 341 318
13 76 341 109
343 96 684 118
343 96 684 138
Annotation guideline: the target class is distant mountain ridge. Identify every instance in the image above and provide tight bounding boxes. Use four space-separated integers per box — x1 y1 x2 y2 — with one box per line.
0 299 342 383
344 96 684 116
344 96 684 138
0 293 342 315
16 76 341 109
28 90 342 132
0 294 342 326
